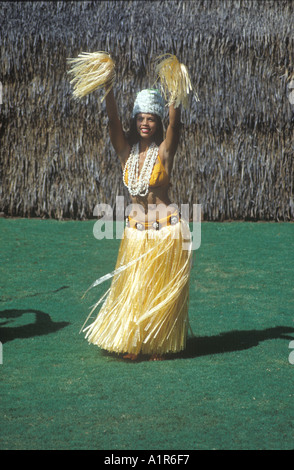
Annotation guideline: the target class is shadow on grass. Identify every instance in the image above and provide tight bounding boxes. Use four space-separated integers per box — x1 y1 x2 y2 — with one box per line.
0 308 70 343
179 326 294 359
102 326 294 362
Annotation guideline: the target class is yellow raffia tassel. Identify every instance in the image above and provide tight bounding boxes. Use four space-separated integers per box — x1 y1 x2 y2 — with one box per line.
154 53 199 108
67 51 116 101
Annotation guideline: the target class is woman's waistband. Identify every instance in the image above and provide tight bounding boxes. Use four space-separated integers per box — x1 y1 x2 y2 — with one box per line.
126 211 180 231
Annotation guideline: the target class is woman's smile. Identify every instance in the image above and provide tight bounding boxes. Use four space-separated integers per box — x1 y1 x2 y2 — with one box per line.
140 127 151 134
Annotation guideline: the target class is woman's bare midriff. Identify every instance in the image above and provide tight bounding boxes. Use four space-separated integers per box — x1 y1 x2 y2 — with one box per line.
127 188 179 227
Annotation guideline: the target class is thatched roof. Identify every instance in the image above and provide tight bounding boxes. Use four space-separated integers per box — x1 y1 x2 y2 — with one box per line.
0 0 293 220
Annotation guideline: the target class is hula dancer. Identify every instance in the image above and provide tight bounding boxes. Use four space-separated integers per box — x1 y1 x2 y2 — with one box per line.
68 53 197 360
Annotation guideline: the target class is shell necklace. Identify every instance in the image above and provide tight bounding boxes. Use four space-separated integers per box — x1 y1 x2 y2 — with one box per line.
123 142 159 197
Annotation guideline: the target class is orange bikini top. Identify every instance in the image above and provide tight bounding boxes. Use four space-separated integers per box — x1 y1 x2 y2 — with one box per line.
124 155 170 189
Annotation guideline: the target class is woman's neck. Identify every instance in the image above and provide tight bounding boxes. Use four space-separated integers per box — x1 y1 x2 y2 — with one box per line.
139 139 154 153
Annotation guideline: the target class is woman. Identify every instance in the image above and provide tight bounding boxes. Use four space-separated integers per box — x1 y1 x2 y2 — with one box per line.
83 87 192 361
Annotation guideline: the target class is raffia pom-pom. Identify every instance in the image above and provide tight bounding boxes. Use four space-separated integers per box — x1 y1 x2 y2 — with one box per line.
67 51 116 101
154 54 199 108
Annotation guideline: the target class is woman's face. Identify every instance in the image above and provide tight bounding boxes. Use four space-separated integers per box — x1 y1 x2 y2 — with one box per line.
136 113 158 141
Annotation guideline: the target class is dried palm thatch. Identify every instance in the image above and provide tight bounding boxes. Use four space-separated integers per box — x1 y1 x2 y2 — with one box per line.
0 0 293 221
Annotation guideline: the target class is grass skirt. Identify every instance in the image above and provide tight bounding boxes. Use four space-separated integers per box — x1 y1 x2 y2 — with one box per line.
83 220 192 356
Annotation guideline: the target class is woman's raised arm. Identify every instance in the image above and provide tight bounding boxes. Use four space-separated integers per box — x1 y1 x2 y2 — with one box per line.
160 104 181 173
105 89 130 164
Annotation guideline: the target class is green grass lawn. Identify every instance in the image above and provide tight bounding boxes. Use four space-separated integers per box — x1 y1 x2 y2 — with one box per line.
0 218 293 450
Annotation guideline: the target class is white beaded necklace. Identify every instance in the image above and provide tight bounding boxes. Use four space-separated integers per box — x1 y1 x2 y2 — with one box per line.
123 142 159 197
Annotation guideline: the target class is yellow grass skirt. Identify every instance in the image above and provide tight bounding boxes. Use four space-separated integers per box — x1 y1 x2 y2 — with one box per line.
83 220 192 356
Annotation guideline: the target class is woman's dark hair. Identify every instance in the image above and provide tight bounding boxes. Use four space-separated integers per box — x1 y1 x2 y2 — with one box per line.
126 114 164 147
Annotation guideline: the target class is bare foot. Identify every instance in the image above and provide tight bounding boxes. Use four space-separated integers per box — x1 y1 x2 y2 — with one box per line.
149 354 164 361
123 353 138 361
